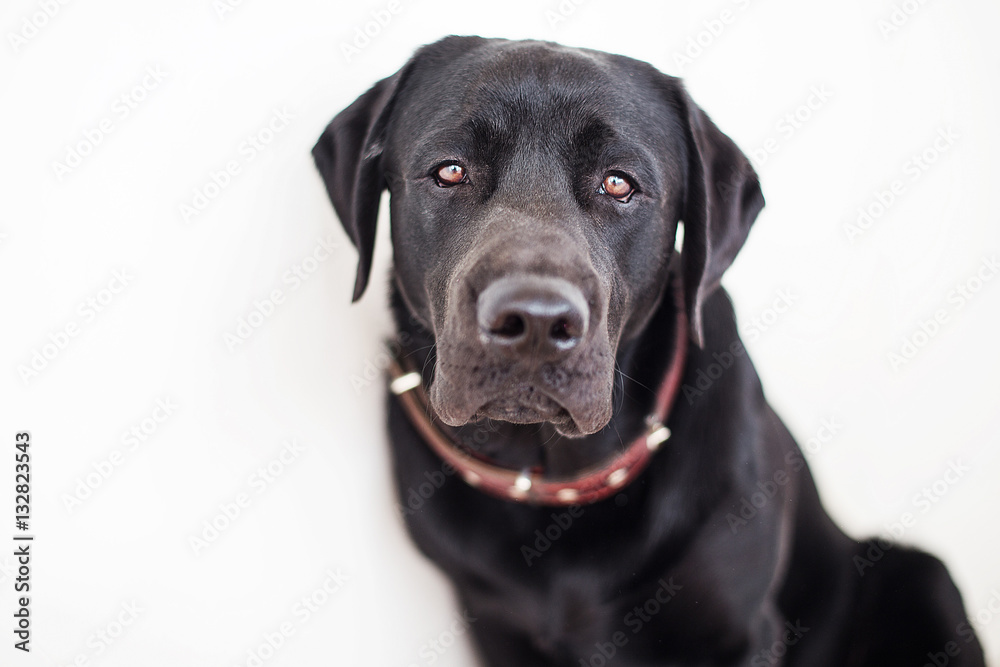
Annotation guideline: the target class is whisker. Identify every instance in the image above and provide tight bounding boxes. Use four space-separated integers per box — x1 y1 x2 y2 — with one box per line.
616 366 653 394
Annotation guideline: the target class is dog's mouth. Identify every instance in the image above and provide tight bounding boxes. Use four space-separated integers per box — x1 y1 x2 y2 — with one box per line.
474 391 575 430
429 359 614 439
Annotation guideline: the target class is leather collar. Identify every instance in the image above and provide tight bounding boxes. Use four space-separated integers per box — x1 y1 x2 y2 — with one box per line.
388 272 688 506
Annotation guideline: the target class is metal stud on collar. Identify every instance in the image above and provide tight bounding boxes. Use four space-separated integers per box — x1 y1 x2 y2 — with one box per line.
390 371 423 395
645 418 671 451
556 488 579 502
509 470 533 498
606 468 629 488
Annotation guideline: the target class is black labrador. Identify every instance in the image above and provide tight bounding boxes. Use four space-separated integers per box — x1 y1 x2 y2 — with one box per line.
313 36 985 666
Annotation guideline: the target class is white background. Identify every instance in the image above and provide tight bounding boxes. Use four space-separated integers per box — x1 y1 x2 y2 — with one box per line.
2 0 998 665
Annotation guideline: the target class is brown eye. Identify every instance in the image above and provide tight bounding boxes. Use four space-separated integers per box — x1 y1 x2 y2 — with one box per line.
600 172 635 202
435 163 467 187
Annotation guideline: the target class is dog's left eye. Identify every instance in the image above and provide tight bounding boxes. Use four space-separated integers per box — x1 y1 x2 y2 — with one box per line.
599 172 636 202
434 162 468 187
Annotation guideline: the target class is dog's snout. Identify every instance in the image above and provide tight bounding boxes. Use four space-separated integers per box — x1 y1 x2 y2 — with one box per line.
477 276 589 359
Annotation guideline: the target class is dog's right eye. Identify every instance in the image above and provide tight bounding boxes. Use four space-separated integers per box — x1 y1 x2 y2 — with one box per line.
433 163 468 187
599 172 636 202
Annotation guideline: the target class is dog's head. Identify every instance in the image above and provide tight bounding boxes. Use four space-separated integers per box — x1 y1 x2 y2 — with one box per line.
314 36 763 437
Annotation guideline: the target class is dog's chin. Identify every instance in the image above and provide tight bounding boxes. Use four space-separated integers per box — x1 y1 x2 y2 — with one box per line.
474 401 586 437
431 387 610 438
428 361 616 438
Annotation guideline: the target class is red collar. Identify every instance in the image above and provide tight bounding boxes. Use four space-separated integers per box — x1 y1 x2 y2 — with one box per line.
388 274 688 506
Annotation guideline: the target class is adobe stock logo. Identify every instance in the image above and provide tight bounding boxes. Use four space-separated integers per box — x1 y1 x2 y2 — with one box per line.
543 0 590 30
233 567 350 667
188 439 307 556
887 255 998 371
55 601 144 666
17 269 134 385
404 610 478 667
213 0 247 20
681 340 748 405
51 66 169 180
224 234 341 351
179 107 294 223
7 0 72 53
855 459 970 577
670 0 756 73
62 397 178 512
578 578 683 667
338 0 407 63
844 126 958 243
520 506 584 567
877 0 933 40
748 85 834 170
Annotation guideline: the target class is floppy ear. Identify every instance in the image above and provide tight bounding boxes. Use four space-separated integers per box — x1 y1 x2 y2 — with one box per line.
677 86 765 347
312 72 403 301
312 35 485 301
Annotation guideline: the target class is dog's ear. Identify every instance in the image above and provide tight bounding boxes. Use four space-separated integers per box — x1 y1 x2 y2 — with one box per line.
313 36 485 301
676 85 765 347
312 72 404 301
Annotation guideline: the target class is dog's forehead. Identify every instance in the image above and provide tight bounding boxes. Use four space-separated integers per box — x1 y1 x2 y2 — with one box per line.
465 41 618 94
392 39 673 150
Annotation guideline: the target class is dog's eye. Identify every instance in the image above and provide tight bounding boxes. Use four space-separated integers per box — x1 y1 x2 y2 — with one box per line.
434 163 468 187
599 172 636 202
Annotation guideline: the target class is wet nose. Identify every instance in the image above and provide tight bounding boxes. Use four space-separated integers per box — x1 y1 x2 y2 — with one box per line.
477 276 589 360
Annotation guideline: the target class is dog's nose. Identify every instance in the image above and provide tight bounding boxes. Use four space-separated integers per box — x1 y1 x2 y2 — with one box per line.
477 276 589 359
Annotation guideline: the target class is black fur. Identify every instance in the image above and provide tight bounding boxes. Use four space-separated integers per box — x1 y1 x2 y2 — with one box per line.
313 36 985 666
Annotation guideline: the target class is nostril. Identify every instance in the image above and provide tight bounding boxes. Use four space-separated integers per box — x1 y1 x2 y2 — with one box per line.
491 313 526 339
549 318 572 342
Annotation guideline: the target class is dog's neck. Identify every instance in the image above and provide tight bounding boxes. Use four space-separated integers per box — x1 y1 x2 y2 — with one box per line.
388 272 684 477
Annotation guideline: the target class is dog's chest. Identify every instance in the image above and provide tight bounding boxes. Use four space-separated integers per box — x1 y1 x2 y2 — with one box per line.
479 565 628 656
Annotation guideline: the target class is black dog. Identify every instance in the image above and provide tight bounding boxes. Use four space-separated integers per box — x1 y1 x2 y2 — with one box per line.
314 36 985 666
